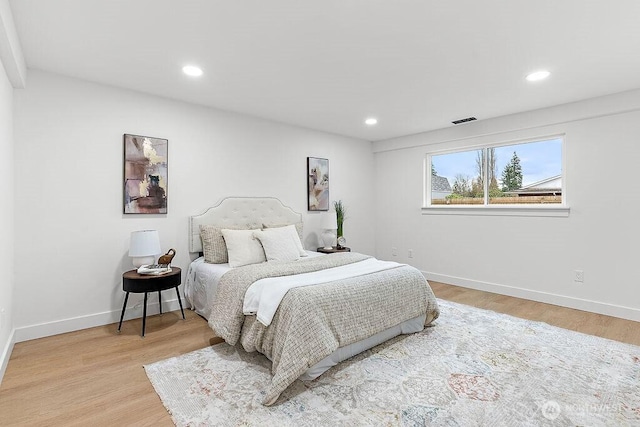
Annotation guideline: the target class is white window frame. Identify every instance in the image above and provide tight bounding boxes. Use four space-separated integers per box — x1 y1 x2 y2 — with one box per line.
422 134 570 217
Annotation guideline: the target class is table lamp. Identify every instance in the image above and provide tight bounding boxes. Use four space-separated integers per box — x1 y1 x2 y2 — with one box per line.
320 211 337 250
129 230 161 268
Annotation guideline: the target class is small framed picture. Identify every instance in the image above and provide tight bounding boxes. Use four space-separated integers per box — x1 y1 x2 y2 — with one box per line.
307 157 329 211
123 134 168 214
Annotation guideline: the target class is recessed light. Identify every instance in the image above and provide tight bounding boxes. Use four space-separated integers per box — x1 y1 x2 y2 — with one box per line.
182 65 203 77
526 70 550 82
365 118 378 125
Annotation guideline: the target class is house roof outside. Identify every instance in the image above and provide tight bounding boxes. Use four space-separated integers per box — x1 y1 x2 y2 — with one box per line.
522 175 561 190
432 175 452 192
508 175 562 195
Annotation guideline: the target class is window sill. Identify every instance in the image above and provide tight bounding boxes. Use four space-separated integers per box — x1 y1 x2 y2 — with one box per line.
421 205 570 217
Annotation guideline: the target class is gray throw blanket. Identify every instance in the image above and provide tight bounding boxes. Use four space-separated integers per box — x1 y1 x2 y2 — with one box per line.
209 253 440 405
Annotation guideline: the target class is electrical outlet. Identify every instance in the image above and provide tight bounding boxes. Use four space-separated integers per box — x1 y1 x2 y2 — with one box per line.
392 247 397 256
574 270 584 283
0 308 5 330
408 249 413 258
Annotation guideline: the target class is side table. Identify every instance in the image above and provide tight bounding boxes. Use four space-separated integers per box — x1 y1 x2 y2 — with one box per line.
118 267 185 337
316 246 351 254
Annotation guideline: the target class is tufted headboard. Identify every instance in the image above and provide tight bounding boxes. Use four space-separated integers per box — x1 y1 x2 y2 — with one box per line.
189 197 303 253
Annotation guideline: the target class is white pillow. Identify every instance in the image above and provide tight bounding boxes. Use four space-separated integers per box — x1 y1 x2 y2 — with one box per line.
262 221 304 243
200 223 259 264
253 226 303 262
221 228 266 268
266 224 306 257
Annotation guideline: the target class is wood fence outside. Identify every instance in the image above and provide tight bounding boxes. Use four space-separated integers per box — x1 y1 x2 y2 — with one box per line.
432 196 562 205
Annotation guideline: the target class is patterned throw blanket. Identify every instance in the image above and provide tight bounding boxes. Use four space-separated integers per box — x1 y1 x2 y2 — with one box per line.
209 253 440 405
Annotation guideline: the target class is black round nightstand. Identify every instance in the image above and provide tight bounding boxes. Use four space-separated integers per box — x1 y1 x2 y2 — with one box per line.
117 267 185 337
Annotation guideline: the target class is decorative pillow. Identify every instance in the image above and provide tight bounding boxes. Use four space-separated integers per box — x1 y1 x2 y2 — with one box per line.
200 224 257 264
253 226 302 262
262 221 303 243
261 223 306 256
221 228 266 268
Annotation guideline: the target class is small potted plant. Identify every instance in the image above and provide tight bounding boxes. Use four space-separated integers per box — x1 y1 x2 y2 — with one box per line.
334 200 346 248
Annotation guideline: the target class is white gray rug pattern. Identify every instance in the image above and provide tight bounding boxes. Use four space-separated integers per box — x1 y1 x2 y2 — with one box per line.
145 300 640 426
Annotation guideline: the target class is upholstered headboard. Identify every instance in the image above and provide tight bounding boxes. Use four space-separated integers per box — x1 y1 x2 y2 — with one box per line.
189 197 303 253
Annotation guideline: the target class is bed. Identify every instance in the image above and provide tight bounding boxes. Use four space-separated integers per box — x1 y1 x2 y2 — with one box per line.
185 197 440 405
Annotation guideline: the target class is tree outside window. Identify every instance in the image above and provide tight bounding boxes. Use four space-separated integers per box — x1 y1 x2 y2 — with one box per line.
427 137 562 206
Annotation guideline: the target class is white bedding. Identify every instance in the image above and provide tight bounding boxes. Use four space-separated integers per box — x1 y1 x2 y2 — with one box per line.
184 257 230 319
184 251 324 319
185 251 429 384
244 257 406 326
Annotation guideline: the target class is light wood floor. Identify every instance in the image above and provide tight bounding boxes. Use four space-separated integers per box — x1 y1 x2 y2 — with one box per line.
429 282 640 346
1 282 639 426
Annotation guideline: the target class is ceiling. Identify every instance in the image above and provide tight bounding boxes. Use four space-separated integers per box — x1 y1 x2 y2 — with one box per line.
9 0 640 141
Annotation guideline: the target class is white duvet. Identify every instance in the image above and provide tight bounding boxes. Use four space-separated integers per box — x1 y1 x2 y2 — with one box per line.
185 251 325 319
243 257 405 326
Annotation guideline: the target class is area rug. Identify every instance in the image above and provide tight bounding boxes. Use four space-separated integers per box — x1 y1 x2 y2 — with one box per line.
144 300 640 426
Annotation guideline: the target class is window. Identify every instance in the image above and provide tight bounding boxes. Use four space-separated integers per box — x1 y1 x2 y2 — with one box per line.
425 136 565 213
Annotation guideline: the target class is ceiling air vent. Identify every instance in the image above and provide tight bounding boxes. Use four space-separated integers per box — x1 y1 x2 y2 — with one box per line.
452 117 477 125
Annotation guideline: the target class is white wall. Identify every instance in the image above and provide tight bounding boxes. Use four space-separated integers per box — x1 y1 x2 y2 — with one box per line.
0 56 15 380
373 90 640 321
11 68 640 346
12 70 375 341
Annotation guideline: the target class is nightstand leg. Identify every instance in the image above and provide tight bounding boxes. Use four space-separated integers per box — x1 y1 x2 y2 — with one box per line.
175 287 186 320
158 291 162 315
141 292 148 337
117 292 130 333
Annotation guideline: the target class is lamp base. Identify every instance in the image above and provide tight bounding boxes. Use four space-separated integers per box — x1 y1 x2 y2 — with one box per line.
132 256 155 268
321 230 336 250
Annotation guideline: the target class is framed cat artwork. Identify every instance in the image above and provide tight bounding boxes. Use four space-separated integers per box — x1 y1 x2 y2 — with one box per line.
123 134 168 214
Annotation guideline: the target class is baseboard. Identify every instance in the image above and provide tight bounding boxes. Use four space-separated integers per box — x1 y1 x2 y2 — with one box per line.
424 271 640 323
0 328 16 385
14 298 189 343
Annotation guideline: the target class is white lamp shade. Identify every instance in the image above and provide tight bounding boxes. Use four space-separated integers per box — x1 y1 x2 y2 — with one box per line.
321 211 338 230
129 230 161 267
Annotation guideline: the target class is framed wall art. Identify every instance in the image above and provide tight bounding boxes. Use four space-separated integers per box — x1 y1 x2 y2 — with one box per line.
123 134 168 214
307 157 329 211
